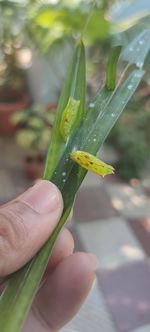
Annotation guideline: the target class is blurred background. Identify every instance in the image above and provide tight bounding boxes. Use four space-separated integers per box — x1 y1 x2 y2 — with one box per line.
0 0 150 331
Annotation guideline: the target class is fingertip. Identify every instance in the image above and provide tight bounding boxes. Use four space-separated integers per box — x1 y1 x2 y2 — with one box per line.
46 228 75 272
19 180 63 214
35 252 97 330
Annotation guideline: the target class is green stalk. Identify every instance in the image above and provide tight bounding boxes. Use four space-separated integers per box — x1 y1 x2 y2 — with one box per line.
44 40 86 179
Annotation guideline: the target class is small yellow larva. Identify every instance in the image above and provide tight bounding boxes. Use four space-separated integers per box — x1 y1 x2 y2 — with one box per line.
70 150 115 177
60 97 80 141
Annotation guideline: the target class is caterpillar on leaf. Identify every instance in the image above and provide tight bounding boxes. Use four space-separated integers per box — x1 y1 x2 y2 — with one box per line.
60 97 80 141
70 150 115 177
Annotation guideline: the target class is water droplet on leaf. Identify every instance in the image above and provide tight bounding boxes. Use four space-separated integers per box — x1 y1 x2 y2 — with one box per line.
62 172 66 177
136 61 143 69
89 103 95 108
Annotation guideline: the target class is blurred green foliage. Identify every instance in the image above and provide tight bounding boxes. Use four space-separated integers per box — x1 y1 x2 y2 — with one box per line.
0 0 150 180
11 104 55 154
106 0 150 181
0 0 110 92
109 88 150 180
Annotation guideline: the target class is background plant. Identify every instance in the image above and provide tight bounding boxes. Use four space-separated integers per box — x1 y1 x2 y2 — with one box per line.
109 87 150 180
11 104 55 156
0 0 110 93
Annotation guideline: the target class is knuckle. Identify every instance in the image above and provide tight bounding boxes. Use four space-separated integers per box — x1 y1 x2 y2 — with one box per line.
0 201 29 253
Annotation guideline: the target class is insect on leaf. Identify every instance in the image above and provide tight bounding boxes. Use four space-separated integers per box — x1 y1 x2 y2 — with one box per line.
60 97 80 141
70 150 115 177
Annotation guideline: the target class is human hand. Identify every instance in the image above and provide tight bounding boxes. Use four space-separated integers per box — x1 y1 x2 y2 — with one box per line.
0 180 97 331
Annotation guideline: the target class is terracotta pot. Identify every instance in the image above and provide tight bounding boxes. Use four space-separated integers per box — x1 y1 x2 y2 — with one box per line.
47 103 57 113
24 155 44 180
0 89 29 136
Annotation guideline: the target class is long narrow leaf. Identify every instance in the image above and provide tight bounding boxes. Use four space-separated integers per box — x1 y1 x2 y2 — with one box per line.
121 29 150 67
107 0 150 32
44 40 86 179
50 69 144 194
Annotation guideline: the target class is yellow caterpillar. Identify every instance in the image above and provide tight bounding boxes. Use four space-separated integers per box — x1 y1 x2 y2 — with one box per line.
60 97 80 141
70 150 115 177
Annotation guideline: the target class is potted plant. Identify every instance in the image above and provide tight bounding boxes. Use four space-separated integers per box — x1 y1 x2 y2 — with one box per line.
11 104 55 180
0 0 32 135
0 0 109 136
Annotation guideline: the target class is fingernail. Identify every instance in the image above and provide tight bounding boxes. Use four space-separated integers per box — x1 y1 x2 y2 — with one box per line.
20 180 62 214
87 253 99 271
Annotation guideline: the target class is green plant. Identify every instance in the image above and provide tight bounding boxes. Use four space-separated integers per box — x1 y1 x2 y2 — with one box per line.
0 26 149 331
0 0 150 329
0 0 26 91
11 104 55 156
109 91 150 180
0 0 110 94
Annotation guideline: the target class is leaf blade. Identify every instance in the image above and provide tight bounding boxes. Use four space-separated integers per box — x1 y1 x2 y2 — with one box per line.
43 40 86 179
106 45 122 90
121 29 150 67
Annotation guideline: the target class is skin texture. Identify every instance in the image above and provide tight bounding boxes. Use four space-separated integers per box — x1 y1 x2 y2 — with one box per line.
0 180 97 332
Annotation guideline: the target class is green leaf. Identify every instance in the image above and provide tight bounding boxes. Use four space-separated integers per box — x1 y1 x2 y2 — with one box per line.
106 45 122 90
84 9 110 43
35 7 110 43
87 69 145 152
108 0 150 33
121 29 150 68
43 40 86 179
35 8 61 28
50 69 144 195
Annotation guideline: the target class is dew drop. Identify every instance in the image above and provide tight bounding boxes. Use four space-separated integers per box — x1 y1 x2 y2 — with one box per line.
139 40 144 45
93 138 97 142
136 61 143 69
111 113 115 117
129 47 133 52
63 179 66 183
134 71 142 78
127 84 133 90
62 172 66 177
89 103 95 108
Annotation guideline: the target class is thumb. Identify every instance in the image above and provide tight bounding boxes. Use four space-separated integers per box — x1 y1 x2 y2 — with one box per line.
0 180 63 277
